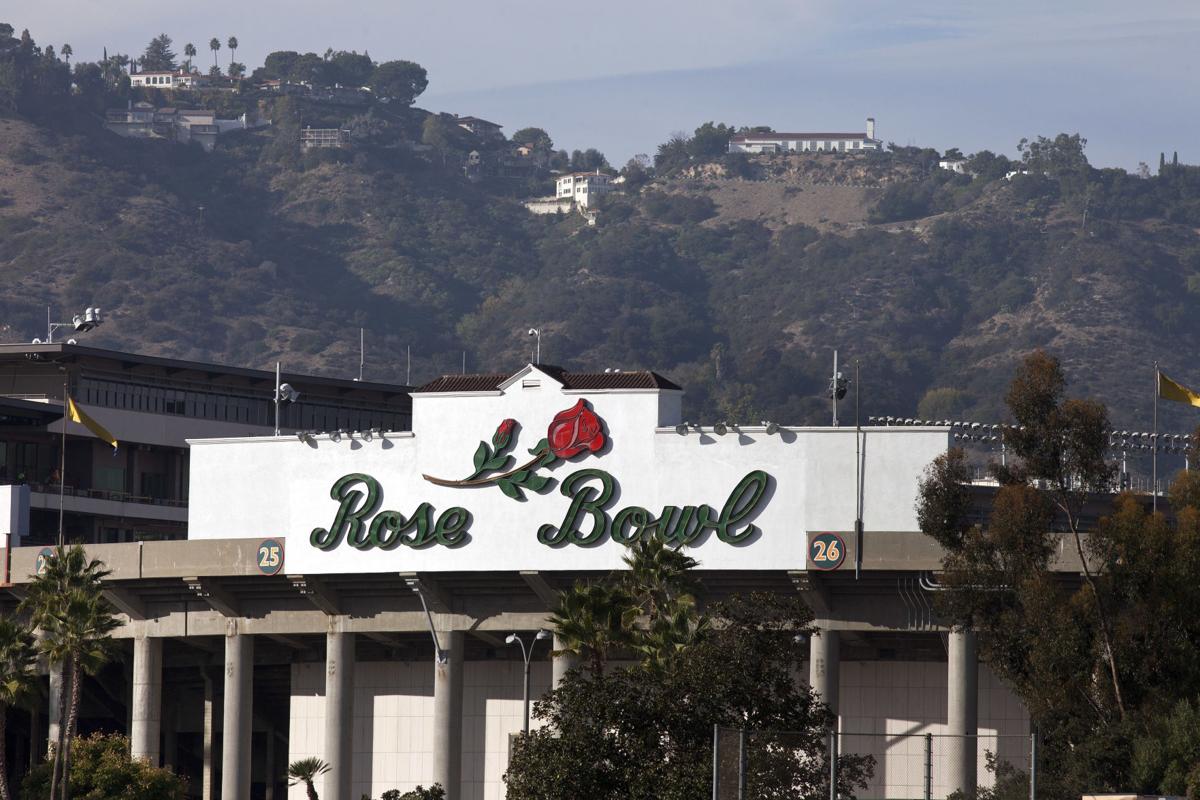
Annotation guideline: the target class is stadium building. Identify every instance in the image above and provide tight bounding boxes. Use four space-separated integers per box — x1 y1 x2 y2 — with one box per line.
0 357 1053 800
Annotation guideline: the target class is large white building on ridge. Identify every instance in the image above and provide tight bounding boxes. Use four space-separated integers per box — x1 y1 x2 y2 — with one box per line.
729 117 882 154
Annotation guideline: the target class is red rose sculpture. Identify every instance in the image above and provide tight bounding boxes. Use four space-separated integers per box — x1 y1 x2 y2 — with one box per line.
547 399 606 459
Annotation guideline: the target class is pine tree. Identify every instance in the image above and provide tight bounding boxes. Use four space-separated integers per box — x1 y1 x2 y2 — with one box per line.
140 33 176 72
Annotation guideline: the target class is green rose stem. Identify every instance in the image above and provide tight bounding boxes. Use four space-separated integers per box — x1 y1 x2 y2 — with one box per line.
423 447 550 487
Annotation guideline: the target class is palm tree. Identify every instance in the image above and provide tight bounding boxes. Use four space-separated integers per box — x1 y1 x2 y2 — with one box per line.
183 43 196 72
0 619 37 800
20 546 116 800
622 536 704 671
622 535 698 618
549 582 635 676
60 44 72 65
287 757 330 800
209 38 220 71
38 590 118 800
227 36 238 67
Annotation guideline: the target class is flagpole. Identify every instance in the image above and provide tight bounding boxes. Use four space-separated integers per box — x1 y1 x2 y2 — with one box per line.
59 376 67 547
1153 361 1159 513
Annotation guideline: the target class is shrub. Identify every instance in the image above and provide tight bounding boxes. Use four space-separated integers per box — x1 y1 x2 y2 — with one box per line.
378 785 445 800
641 191 716 224
22 732 187 800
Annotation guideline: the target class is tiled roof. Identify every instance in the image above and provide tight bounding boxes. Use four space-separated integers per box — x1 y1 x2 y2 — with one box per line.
731 132 869 141
415 367 681 393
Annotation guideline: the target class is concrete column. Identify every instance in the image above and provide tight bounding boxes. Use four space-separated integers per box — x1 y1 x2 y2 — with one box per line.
202 670 217 800
47 662 62 757
131 636 163 764
808 628 840 719
221 628 253 800
432 631 464 800
551 633 579 688
947 629 979 798
324 626 355 800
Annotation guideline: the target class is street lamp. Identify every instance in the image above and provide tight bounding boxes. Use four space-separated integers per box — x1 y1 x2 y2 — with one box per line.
36 306 103 344
507 629 550 734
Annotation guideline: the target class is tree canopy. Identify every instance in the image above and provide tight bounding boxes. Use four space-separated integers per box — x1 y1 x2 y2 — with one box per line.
506 538 872 799
140 34 176 71
368 59 427 105
917 353 1200 798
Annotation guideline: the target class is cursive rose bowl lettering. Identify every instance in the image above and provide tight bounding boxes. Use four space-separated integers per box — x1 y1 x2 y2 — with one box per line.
310 470 772 552
537 469 770 547
311 473 471 550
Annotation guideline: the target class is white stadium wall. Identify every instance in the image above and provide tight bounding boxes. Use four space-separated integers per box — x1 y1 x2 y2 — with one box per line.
288 658 1026 800
187 366 949 571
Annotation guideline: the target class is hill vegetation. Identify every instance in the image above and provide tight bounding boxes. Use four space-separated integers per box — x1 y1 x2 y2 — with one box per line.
3 21 1200 432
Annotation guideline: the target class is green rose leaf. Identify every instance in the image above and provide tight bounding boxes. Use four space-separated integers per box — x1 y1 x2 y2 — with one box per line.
472 442 490 474
521 473 551 493
484 453 513 472
528 437 549 456
497 477 523 500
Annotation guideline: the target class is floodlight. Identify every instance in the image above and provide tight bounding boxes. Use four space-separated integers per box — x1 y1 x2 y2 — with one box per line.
330 430 342 442
714 422 728 436
535 630 550 641
505 634 517 645
762 420 780 435
72 307 103 332
675 421 689 435
277 382 300 403
362 429 373 441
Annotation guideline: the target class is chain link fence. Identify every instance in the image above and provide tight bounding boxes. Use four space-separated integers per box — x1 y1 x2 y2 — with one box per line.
714 727 1037 800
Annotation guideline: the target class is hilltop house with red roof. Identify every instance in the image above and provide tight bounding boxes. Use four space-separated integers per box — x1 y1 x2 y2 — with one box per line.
728 117 881 154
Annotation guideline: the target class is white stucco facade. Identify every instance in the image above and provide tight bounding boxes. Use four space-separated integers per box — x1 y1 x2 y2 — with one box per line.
554 173 613 208
286 658 1026 800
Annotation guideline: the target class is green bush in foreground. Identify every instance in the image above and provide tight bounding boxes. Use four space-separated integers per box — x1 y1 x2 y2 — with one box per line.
21 733 187 800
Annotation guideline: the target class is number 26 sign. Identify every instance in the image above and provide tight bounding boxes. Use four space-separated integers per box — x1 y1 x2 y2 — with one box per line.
808 533 845 571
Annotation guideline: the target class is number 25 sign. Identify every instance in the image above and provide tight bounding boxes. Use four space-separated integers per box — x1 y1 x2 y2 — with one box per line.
257 539 285 575
808 533 845 571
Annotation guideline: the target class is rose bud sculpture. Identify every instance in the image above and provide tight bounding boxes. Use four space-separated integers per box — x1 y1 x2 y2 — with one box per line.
492 418 517 450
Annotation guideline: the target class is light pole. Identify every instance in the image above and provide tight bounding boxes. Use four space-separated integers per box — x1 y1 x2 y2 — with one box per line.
507 630 549 734
40 305 104 344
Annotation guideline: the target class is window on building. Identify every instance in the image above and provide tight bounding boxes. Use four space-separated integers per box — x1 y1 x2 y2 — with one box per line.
94 465 125 494
140 473 168 499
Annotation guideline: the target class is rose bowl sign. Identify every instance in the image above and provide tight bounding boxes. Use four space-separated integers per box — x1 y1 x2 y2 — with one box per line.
186 365 945 574
309 400 771 551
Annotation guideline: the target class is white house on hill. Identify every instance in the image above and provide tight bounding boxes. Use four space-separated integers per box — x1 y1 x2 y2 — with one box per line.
555 171 614 208
130 71 207 90
729 118 881 154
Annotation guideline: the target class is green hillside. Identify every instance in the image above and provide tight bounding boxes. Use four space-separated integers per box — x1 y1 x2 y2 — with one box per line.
3 23 1200 429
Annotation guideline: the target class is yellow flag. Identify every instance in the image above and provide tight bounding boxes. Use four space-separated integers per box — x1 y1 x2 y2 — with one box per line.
1158 371 1200 408
67 396 118 450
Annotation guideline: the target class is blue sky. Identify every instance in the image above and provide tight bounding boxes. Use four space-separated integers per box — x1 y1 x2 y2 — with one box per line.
13 1 1198 168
